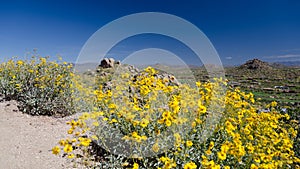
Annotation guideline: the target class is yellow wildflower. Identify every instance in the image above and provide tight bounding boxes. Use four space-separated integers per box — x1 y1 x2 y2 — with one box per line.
186 140 193 147
184 162 197 169
132 162 139 169
52 146 60 155
63 144 73 153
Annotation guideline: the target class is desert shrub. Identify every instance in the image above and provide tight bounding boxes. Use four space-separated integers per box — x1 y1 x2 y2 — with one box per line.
0 56 92 116
53 67 300 168
284 107 300 160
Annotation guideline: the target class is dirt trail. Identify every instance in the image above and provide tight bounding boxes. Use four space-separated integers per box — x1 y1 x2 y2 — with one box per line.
0 98 78 169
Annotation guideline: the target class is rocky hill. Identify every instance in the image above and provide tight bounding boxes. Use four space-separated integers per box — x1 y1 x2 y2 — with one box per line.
239 58 273 70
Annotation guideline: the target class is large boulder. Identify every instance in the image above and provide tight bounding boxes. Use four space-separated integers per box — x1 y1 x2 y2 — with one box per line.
99 58 117 68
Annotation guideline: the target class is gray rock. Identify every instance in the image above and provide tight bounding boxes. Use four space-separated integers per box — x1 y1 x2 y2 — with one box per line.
100 58 115 68
115 60 121 65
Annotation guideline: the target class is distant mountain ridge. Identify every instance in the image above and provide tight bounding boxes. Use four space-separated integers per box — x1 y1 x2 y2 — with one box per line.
70 59 300 73
271 61 300 67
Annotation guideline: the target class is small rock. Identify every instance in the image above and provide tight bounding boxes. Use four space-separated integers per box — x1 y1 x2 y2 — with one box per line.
115 60 121 65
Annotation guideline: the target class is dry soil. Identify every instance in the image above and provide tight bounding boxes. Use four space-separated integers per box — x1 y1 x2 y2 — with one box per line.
0 97 79 169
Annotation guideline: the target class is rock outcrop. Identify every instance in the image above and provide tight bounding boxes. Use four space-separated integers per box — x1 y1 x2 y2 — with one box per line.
239 59 272 70
96 58 181 90
99 58 121 68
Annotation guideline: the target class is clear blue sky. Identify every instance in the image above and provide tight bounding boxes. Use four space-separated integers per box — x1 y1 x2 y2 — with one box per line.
1 0 300 65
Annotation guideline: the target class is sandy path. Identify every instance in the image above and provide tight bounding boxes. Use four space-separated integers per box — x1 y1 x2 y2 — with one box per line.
0 98 79 169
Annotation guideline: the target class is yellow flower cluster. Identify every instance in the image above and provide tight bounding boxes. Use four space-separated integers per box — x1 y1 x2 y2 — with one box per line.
0 56 87 116
52 66 299 169
183 162 197 169
198 88 300 169
159 156 177 169
52 113 98 160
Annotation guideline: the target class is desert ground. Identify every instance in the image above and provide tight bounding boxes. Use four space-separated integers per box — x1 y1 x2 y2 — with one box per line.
0 96 75 169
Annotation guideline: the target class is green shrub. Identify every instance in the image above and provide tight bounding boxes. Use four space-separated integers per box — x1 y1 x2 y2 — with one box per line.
0 56 91 116
53 67 300 168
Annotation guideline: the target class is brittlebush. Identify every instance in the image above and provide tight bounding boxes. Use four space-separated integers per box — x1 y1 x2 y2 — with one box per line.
0 56 92 116
51 66 299 168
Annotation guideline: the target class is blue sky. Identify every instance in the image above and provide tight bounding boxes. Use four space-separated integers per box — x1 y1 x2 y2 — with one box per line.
1 0 300 65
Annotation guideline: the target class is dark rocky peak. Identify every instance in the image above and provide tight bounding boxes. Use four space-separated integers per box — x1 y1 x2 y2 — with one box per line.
240 59 272 70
